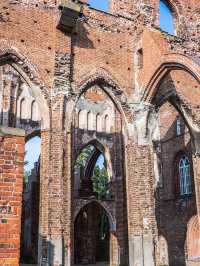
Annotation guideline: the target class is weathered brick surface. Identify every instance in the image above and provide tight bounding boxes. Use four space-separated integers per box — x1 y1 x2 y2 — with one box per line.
0 133 24 266
0 0 199 266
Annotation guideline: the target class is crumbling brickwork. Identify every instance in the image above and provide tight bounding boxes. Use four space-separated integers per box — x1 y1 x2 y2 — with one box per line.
0 0 200 266
0 127 24 266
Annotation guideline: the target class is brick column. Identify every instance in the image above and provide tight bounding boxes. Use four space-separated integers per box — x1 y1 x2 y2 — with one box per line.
192 154 200 224
0 126 25 266
38 130 51 266
126 103 157 266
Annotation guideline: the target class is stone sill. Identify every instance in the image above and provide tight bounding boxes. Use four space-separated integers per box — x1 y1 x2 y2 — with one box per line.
60 0 82 13
0 126 25 137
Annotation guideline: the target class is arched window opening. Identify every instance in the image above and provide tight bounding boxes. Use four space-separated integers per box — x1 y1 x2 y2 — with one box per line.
104 114 110 133
20 98 27 120
96 113 101 132
74 144 110 200
176 116 181 136
87 111 94 131
20 135 41 264
159 0 175 35
89 0 109 12
78 110 87 129
179 155 192 196
136 48 143 69
31 100 40 121
74 202 110 265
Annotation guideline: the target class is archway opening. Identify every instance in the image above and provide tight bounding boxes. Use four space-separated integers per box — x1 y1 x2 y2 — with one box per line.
74 202 110 265
20 135 41 264
152 69 200 266
74 143 110 200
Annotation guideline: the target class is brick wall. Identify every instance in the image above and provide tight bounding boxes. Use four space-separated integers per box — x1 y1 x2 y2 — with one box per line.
0 127 25 266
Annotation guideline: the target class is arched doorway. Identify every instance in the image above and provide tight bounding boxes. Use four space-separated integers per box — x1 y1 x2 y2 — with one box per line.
74 202 110 265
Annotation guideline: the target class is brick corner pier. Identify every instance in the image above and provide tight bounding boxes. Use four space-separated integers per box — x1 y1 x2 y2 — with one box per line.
0 126 25 266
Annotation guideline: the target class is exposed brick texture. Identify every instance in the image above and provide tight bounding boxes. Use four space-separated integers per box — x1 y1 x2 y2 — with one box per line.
0 132 24 266
0 1 200 266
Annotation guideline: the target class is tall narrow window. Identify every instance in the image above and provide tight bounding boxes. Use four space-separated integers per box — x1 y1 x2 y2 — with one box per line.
31 101 40 121
179 155 192 195
160 1 175 35
87 111 94 131
96 113 101 132
20 98 26 120
78 110 87 129
104 114 110 133
176 117 181 136
136 48 143 69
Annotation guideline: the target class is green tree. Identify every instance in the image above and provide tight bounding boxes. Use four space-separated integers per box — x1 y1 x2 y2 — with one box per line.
92 165 108 199
23 151 30 184
75 145 94 169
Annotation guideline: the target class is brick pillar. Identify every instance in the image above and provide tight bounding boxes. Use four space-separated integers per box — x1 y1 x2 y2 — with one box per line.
38 130 51 265
126 103 157 266
110 231 119 265
0 126 25 266
192 154 200 224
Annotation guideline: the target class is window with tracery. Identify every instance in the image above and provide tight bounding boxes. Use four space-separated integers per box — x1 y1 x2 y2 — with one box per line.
179 155 192 195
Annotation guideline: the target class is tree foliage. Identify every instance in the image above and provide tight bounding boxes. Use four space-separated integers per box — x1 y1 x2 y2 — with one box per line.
92 165 108 199
75 145 94 169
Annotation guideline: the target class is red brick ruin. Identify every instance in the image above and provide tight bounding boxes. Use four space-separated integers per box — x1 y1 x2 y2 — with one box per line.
0 0 200 266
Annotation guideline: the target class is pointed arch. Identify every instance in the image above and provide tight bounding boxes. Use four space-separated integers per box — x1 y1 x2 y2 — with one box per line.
75 69 127 122
143 56 200 103
0 47 50 130
75 139 113 181
74 200 116 232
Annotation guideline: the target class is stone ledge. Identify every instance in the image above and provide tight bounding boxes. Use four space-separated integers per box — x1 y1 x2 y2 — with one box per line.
0 126 25 137
60 0 82 12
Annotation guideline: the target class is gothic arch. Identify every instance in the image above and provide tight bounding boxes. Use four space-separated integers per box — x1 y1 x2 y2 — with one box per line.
0 48 50 130
74 200 116 232
74 69 128 123
74 139 113 181
143 55 200 103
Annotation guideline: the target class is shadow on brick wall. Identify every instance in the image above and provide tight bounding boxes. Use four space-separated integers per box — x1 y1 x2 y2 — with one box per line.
155 111 197 266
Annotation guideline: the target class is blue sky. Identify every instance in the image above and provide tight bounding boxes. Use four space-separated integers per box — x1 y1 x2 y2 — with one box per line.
96 154 105 169
89 0 109 12
24 136 41 172
89 0 175 35
160 1 174 34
